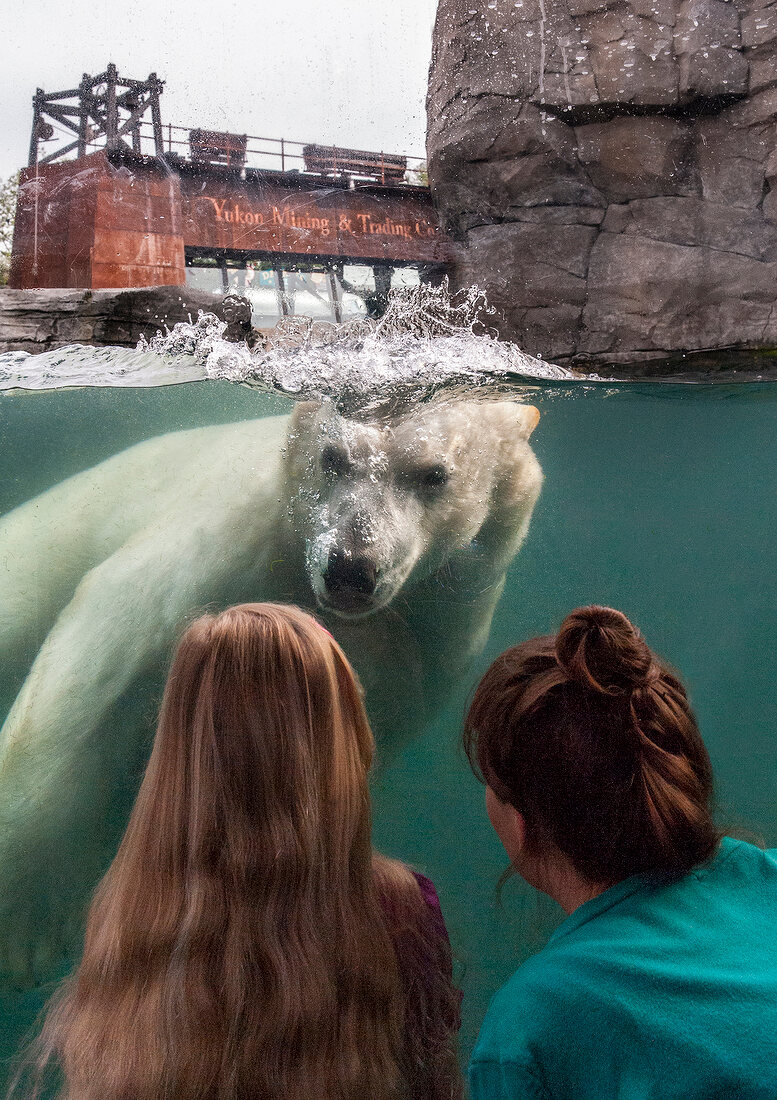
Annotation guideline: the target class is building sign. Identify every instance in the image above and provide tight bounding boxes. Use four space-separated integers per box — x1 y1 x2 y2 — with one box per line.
200 196 438 242
180 177 451 264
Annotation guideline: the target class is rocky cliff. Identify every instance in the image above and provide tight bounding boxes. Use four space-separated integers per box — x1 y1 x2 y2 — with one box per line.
427 0 777 367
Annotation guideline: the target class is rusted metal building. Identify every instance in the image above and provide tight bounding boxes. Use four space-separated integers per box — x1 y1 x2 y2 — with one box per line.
10 66 453 325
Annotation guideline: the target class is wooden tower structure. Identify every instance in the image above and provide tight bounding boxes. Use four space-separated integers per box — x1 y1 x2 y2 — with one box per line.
28 63 165 166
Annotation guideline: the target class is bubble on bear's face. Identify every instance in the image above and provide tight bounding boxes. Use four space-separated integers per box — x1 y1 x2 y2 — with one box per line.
289 403 497 620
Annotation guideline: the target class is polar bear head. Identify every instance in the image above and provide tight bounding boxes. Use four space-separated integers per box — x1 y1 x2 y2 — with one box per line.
282 398 542 620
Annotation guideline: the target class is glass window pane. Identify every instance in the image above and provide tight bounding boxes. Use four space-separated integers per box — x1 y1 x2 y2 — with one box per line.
334 265 371 321
226 265 248 294
185 263 224 297
339 291 368 322
245 264 281 328
281 270 336 321
391 267 420 289
341 264 375 293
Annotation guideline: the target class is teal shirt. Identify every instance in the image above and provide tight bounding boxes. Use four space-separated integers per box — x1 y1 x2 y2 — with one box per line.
470 838 777 1099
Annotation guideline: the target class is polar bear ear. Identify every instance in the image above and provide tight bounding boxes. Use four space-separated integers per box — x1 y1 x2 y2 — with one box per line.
515 404 540 439
288 400 321 434
477 401 540 440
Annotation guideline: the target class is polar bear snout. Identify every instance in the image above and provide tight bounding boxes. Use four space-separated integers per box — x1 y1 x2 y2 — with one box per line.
323 548 379 607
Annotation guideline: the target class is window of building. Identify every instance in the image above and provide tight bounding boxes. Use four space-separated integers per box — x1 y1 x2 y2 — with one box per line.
185 253 424 329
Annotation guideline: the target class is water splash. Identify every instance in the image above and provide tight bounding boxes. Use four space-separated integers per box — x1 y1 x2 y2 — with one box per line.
147 282 575 412
1 283 576 402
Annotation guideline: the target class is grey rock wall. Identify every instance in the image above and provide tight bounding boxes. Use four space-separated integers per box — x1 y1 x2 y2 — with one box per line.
427 0 777 366
0 287 221 356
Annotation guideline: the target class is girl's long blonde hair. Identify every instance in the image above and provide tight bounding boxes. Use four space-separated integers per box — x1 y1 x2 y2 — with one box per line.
23 603 460 1100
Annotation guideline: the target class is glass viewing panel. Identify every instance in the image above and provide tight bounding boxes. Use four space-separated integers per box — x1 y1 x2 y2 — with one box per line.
3 375 777 1082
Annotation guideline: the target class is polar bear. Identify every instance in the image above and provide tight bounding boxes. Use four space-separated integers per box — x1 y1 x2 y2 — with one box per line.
0 396 542 988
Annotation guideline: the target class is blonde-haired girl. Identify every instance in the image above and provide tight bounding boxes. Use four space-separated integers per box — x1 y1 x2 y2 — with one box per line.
20 603 461 1100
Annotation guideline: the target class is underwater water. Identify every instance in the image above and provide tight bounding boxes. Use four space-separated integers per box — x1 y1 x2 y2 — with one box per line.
1 337 777 1084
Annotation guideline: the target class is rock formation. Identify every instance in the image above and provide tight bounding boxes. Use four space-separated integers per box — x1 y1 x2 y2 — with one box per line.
427 0 777 367
0 286 222 355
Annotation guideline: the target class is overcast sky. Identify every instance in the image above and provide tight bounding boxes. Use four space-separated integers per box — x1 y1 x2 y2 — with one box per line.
1 0 439 180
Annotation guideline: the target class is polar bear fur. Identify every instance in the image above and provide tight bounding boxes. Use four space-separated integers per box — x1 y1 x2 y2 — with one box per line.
0 397 542 987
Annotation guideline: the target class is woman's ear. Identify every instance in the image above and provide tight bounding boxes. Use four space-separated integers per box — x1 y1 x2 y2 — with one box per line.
486 786 526 866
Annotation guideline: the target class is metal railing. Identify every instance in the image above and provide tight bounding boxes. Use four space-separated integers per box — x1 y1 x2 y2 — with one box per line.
33 114 428 186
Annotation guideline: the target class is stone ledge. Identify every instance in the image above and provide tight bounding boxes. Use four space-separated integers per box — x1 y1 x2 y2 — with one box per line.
0 287 220 355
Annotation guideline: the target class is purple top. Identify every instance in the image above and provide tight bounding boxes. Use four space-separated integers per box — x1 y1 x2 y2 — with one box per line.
377 868 461 1098
412 871 452 952
405 870 462 1029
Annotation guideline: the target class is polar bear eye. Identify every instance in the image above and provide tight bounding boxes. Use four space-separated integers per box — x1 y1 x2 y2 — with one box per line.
321 444 352 477
418 464 449 489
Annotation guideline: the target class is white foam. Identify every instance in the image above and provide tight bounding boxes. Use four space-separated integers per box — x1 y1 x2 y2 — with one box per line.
0 283 577 398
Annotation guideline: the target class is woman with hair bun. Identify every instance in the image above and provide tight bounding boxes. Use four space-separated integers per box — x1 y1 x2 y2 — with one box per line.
466 605 777 1100
17 603 461 1100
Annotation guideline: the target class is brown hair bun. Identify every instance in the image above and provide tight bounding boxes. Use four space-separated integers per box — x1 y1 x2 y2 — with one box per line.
555 605 654 696
465 605 718 881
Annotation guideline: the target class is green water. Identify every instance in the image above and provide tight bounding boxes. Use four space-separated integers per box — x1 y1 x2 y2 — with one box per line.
1 378 776 1082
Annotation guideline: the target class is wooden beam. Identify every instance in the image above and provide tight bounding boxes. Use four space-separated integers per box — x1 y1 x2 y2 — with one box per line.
43 104 81 134
42 88 83 101
87 101 108 133
28 90 43 166
114 95 150 153
277 268 290 315
78 73 92 157
39 137 80 164
116 98 152 140
148 72 164 158
42 105 82 116
329 268 343 323
105 63 118 149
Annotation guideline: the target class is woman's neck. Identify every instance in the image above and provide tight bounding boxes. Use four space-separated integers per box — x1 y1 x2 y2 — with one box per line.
521 850 612 915
551 871 610 915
